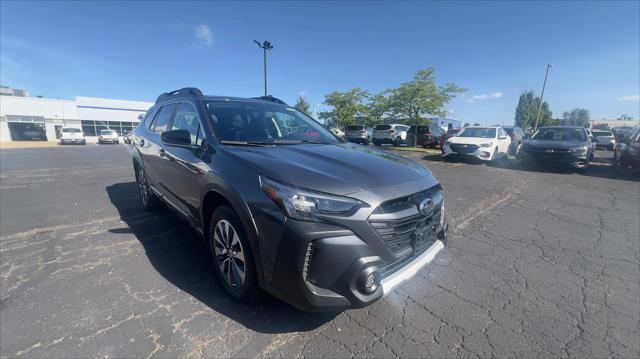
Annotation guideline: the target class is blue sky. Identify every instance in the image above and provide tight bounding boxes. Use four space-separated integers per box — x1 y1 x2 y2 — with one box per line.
1 1 639 124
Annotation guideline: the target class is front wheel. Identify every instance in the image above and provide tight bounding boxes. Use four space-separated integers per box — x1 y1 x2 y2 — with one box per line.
209 206 260 302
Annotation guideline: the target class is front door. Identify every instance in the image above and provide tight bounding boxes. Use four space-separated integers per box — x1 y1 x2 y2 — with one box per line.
159 102 207 223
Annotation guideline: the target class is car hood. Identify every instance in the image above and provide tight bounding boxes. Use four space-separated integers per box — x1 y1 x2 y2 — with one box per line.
220 143 436 195
448 136 495 145
522 139 587 149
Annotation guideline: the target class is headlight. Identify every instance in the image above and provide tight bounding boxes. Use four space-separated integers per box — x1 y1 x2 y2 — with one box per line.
479 142 493 148
260 177 368 221
573 146 588 154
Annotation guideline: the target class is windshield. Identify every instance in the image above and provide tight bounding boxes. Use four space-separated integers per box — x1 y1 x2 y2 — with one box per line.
457 128 496 138
62 128 81 133
346 125 365 131
205 101 339 144
100 130 116 135
374 125 391 130
592 131 612 137
531 128 586 141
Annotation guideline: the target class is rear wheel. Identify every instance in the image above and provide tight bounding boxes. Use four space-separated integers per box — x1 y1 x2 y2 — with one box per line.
136 166 162 210
373 140 380 146
394 137 401 147
209 206 260 302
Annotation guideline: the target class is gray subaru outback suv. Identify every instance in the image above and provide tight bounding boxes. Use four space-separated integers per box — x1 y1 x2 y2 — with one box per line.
130 88 449 311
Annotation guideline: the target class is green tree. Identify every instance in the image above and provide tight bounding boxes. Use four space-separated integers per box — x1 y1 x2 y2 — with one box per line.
364 93 390 127
514 90 553 130
560 108 590 127
386 68 465 146
463 122 471 127
322 88 369 128
294 96 311 114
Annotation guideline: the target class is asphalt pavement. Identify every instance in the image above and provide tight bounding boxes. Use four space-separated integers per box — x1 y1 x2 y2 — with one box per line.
1 144 638 358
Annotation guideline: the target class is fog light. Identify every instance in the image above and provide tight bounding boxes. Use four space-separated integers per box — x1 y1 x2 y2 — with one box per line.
361 270 380 294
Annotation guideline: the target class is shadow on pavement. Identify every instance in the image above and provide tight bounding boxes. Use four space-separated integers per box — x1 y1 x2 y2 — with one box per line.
106 182 337 334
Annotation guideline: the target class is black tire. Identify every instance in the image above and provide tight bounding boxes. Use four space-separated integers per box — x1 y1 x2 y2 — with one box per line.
136 165 162 210
209 206 260 302
116 140 119 144
82 140 86 145
373 140 380 146
393 137 401 147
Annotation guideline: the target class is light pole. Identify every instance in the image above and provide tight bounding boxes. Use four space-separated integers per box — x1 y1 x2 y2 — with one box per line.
253 40 273 96
533 64 553 131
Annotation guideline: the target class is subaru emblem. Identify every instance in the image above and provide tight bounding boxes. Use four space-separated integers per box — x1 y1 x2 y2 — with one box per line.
418 198 436 216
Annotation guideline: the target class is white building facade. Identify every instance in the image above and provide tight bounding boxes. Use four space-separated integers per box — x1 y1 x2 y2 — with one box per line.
0 94 153 142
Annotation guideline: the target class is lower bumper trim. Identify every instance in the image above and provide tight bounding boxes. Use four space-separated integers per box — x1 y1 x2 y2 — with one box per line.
381 239 444 296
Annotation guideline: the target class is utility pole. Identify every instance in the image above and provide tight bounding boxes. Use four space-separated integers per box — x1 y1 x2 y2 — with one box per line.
533 64 553 131
253 40 273 96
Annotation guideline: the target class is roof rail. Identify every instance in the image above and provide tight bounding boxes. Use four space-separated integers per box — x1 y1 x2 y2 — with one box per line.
156 87 203 103
251 95 288 105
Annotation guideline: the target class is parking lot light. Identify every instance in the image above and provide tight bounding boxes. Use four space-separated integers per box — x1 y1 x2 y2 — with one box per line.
533 64 553 131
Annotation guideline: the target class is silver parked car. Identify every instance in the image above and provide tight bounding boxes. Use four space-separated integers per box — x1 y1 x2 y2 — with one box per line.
372 124 410 146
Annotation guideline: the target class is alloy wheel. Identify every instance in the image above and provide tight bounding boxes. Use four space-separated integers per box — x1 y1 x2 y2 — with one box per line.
213 219 246 287
138 168 148 205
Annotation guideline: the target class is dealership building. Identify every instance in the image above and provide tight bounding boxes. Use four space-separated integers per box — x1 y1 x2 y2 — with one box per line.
0 86 153 142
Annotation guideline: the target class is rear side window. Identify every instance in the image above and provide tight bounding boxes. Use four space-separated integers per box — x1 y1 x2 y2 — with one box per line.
171 102 201 145
152 103 179 133
375 125 391 130
143 108 159 129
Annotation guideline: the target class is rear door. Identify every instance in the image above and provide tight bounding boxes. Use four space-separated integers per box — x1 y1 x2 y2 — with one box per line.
158 102 207 222
144 103 179 196
497 128 511 153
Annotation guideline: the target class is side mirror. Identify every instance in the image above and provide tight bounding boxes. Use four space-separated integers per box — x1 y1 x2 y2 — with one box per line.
591 136 598 142
523 134 530 140
161 129 192 147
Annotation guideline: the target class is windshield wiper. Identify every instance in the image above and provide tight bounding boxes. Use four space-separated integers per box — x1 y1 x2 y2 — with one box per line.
220 139 334 146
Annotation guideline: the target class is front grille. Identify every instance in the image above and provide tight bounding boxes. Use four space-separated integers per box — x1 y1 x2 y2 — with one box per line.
450 143 479 154
368 187 442 255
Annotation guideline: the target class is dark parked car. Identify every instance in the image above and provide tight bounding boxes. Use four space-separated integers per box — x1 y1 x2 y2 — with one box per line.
130 88 449 311
345 125 372 145
517 126 594 170
439 128 461 148
406 125 445 148
502 125 524 155
613 127 640 172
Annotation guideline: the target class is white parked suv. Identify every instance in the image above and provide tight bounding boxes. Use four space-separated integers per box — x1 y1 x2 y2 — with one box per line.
591 130 616 150
98 129 120 144
372 124 410 146
59 127 86 145
442 126 511 162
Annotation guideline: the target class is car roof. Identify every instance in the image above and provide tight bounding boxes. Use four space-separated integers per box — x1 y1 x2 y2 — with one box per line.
538 126 585 129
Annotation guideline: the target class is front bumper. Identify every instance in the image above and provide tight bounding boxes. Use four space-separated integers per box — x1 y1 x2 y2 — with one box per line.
60 139 85 144
517 150 589 168
256 210 448 312
99 138 119 143
442 143 493 161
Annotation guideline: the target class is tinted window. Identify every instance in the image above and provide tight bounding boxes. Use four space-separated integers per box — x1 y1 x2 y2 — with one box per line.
375 125 391 130
346 125 365 131
171 103 201 145
592 131 612 136
153 104 179 133
205 101 338 143
144 108 159 129
458 128 497 138
532 128 586 141
62 128 81 133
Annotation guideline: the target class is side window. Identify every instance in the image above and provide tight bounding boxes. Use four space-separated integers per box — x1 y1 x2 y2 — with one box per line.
171 102 201 145
144 108 159 129
153 103 179 133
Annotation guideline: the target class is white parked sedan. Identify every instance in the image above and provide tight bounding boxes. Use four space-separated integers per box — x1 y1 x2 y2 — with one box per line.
98 129 120 144
59 127 86 145
442 126 511 161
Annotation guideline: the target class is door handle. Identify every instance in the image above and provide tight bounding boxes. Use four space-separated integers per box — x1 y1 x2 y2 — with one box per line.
138 139 144 147
159 148 166 157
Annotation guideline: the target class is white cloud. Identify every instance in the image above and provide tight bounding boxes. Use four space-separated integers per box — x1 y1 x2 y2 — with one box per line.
446 109 454 115
194 25 213 46
617 95 640 102
466 92 503 103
